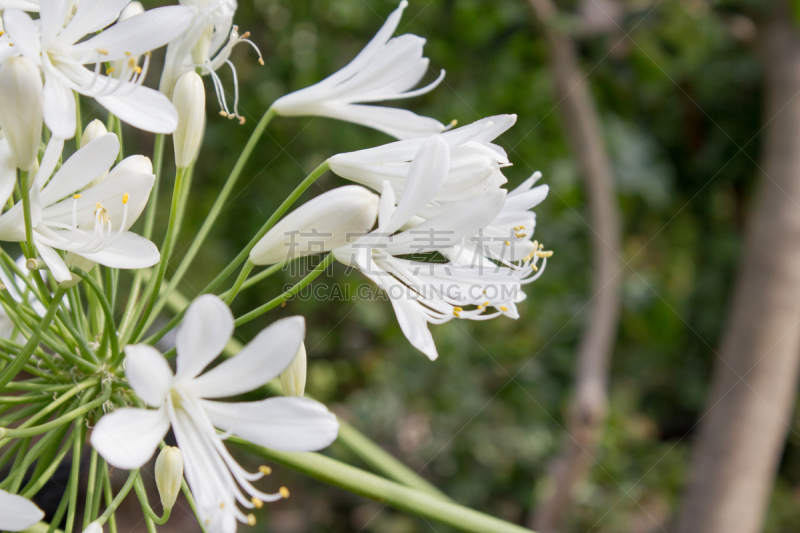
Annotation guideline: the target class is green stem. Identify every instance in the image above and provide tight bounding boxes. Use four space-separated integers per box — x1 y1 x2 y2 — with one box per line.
67 266 118 363
96 470 138 526
102 463 118 533
74 93 82 145
83 449 99 528
19 169 36 258
64 417 85 533
235 253 334 327
0 287 65 390
133 475 172 524
128 166 187 344
150 106 277 319
232 439 537 533
224 260 255 305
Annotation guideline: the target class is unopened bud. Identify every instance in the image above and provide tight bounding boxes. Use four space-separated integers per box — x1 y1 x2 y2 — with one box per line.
155 446 184 510
172 72 205 169
281 342 307 397
83 521 103 533
80 120 110 189
0 56 43 170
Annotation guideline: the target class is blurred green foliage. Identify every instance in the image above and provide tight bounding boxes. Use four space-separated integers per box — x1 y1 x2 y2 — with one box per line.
117 0 800 531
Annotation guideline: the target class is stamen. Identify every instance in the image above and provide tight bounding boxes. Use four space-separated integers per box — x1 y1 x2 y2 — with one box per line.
96 48 108 55
536 250 553 258
504 240 510 246
531 264 539 271
73 194 81 199
279 487 290 498
247 514 256 526
106 67 115 74
122 193 129 204
515 233 527 238
500 306 508 312
251 497 263 509
258 465 272 475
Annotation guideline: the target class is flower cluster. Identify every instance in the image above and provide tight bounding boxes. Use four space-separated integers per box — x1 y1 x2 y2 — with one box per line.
0 1 550 532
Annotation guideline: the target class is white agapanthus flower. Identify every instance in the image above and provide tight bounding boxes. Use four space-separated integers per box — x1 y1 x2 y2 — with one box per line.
92 295 339 532
328 115 516 203
160 0 263 124
272 0 445 139
0 489 44 531
0 0 195 139
0 132 159 283
0 0 41 11
444 171 552 284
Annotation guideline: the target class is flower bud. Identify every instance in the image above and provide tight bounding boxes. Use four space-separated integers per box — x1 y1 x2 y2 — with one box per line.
250 186 379 265
0 55 43 170
83 521 103 533
171 72 205 169
281 342 307 397
155 446 184 510
109 2 145 79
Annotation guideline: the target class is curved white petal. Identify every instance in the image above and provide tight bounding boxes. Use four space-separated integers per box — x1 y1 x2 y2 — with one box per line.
39 133 119 206
75 232 160 269
250 186 379 265
186 316 305 399
91 406 170 469
175 295 233 382
124 344 173 407
0 139 16 208
386 278 438 360
72 6 195 62
384 134 449 233
201 397 339 452
35 136 65 190
0 489 44 531
96 85 180 134
55 0 130 47
3 9 40 57
310 103 444 140
35 241 71 282
43 72 77 140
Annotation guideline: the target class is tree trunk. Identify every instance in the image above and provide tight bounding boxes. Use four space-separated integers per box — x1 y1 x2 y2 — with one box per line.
674 6 800 533
526 1 622 531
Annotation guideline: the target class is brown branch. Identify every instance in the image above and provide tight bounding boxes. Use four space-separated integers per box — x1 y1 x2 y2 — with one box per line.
526 0 622 531
674 4 800 533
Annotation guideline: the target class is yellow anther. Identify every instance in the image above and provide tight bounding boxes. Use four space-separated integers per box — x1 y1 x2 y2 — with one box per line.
73 194 82 199
500 306 509 312
453 311 461 317
450 119 458 127
96 48 108 55
258 465 272 475
453 307 463 312
538 243 544 249
535 250 553 258
531 264 539 271
258 57 265 65
220 502 225 509
251 497 263 509
0 31 5 37
219 110 228 116
95 202 102 210
242 31 251 38
205 519 210 526
515 233 527 239
238 116 246 125
247 514 256 526
133 65 142 74
279 486 290 498
122 193 129 204
106 67 115 74
128 57 136 68
124 51 132 56
504 240 510 246
483 301 490 307
532 240 539 249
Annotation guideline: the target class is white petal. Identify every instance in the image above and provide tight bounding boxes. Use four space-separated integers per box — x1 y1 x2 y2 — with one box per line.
3 9 40 57
39 133 119 206
0 489 44 531
91 406 170 469
249 186 379 265
201 397 339 452
123 344 173 407
387 281 438 360
43 72 77 140
72 6 195 62
377 180 396 232
38 0 71 43
35 241 71 282
55 0 129 46
96 85 179 134
35 136 64 190
316 103 444 140
76 232 160 269
0 139 16 208
174 295 233 382
384 134 449 233
186 316 305 399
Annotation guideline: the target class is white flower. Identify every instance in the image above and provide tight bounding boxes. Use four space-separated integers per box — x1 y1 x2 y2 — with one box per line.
328 115 516 203
160 0 262 123
332 135 521 359
0 132 160 283
250 185 379 265
272 0 445 140
1 0 195 139
91 295 339 532
0 489 44 531
0 1 40 11
444 172 551 284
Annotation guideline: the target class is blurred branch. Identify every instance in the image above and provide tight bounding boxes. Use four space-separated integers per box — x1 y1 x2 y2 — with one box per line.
674 3 800 532
525 0 622 531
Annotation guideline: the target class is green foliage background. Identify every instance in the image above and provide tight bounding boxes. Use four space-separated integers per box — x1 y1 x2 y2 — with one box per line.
124 0 799 531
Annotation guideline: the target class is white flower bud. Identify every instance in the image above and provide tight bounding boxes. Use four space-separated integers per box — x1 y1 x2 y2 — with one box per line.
83 521 103 533
171 72 205 169
155 446 184 510
281 342 307 397
0 55 43 171
250 185 379 265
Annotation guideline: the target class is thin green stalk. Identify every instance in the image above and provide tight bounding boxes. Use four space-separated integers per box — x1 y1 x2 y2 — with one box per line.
224 259 255 305
119 133 165 337
151 106 277 318
64 417 85 533
96 470 138 526
74 93 82 145
128 166 187 344
0 287 65 389
133 475 172 524
67 266 119 364
83 449 99 528
181 479 209 533
232 439 537 533
102 463 118 533
47 491 70 533
147 161 329 345
21 426 73 498
235 253 334 327
19 169 35 258
114 116 123 163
